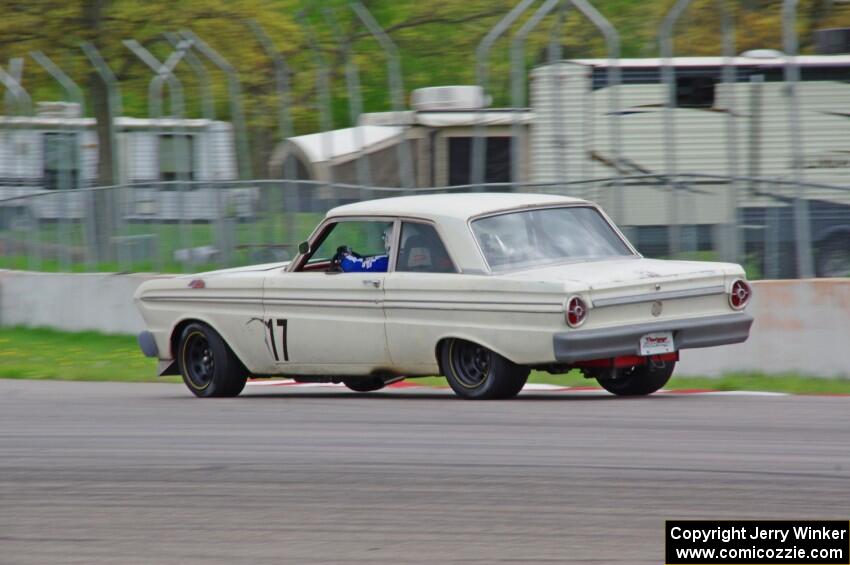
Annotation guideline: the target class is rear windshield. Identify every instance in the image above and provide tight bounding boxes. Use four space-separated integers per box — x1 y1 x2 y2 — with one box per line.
471 206 634 272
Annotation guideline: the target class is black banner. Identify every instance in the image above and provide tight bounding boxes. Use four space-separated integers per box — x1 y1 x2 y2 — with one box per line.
666 520 849 564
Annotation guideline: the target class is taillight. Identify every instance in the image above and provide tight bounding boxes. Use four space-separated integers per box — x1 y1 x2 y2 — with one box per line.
566 296 588 328
729 279 751 310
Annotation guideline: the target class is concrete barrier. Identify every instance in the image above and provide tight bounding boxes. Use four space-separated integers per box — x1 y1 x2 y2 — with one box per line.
679 279 850 378
0 270 172 335
0 270 847 377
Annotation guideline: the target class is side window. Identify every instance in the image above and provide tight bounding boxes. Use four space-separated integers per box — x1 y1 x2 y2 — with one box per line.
397 222 456 273
304 220 393 268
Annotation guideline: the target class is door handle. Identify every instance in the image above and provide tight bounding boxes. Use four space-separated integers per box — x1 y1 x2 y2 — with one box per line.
363 279 381 288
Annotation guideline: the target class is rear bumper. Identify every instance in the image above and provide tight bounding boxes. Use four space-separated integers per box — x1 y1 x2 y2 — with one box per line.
553 313 753 363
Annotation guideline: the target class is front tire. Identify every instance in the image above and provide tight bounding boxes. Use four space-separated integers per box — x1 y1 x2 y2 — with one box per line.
441 339 529 400
177 323 247 398
596 360 675 396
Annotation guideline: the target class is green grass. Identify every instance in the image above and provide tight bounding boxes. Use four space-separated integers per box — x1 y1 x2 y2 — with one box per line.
1 327 849 394
652 373 850 395
0 327 175 383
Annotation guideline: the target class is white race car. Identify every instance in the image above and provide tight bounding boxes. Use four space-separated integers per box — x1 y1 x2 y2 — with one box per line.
135 193 753 399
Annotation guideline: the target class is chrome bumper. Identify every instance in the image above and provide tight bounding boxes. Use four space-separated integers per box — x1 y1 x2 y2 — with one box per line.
553 313 753 363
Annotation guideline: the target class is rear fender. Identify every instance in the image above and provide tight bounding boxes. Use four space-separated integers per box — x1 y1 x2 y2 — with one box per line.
434 332 522 366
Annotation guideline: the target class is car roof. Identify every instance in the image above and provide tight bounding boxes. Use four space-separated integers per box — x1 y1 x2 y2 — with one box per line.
327 192 589 222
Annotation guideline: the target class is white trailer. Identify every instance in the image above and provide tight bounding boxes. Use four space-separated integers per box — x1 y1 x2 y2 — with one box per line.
0 110 254 221
270 86 533 193
530 55 850 275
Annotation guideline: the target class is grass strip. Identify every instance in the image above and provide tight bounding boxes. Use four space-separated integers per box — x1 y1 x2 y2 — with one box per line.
1 327 848 394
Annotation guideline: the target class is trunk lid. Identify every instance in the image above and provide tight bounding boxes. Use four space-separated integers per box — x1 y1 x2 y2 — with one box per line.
505 257 731 295
503 257 741 327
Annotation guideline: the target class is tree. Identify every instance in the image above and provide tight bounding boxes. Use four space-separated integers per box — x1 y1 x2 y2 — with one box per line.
1 0 847 186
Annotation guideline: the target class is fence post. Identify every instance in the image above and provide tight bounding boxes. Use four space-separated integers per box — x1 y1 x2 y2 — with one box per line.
124 39 191 272
81 44 122 183
247 20 299 257
0 65 38 270
472 0 537 188
30 51 87 271
782 0 814 278
548 3 569 186
165 33 214 121
0 64 31 116
510 0 561 190
3 58 23 117
82 42 125 272
123 39 189 119
324 8 372 193
747 74 777 277
570 0 622 217
659 0 693 258
719 0 741 265
165 33 229 266
180 30 253 181
294 12 335 192
351 2 414 189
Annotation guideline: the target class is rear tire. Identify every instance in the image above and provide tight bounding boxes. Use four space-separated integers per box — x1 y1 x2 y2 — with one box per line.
596 360 675 396
343 377 386 392
177 323 247 398
441 339 529 400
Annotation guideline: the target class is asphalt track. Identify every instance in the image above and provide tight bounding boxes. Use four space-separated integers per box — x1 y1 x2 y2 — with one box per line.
1 379 848 564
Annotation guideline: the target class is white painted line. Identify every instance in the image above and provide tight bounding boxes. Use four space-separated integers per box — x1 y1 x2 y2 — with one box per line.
246 379 294 386
521 383 572 391
246 379 347 388
685 390 789 397
245 379 825 397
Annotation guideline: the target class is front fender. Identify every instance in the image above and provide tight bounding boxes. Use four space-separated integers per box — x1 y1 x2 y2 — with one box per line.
163 315 265 375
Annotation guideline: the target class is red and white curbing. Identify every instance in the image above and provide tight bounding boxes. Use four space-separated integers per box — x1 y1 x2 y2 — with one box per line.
245 379 795 396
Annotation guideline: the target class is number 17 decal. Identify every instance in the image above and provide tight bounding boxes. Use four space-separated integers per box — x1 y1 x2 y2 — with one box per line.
266 318 289 362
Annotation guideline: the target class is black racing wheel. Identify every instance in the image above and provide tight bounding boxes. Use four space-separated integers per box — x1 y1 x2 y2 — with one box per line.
596 360 675 396
177 323 248 398
343 377 386 392
441 338 529 400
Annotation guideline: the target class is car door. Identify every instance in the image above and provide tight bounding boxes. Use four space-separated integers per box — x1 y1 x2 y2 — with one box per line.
262 218 394 371
383 220 462 368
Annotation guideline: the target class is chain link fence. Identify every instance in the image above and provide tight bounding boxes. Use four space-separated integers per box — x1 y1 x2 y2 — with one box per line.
0 1 848 278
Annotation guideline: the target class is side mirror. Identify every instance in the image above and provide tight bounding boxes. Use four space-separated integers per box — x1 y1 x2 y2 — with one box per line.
298 241 311 255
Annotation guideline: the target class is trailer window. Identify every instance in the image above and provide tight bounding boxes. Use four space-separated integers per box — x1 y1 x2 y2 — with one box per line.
675 76 716 108
43 132 80 190
159 134 195 182
448 137 512 186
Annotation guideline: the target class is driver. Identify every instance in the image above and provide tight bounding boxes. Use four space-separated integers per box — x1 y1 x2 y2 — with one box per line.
336 226 391 273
